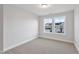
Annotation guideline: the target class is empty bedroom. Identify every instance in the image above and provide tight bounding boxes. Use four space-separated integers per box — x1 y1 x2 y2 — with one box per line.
0 4 79 54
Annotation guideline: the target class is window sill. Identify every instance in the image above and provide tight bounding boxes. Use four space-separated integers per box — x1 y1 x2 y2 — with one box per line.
44 32 65 36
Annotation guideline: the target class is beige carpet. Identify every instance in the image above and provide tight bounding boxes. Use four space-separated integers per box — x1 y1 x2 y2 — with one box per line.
4 38 78 54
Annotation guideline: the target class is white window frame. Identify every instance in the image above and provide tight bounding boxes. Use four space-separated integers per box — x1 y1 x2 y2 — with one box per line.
43 16 66 35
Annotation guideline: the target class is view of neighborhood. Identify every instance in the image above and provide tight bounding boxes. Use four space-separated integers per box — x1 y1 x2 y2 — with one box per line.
44 16 65 33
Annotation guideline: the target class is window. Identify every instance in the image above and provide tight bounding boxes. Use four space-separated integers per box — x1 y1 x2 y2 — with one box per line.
44 16 65 34
44 18 52 32
54 16 65 33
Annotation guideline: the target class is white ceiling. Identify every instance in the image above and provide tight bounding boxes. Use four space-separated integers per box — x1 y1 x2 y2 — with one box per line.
12 4 77 16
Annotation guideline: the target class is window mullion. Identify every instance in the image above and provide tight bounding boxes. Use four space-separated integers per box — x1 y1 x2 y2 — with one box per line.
52 17 54 33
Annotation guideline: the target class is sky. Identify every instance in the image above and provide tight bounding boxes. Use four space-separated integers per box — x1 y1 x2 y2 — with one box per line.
44 16 65 23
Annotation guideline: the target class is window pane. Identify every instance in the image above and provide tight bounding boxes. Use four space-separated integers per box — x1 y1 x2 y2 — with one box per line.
44 18 52 32
54 16 65 33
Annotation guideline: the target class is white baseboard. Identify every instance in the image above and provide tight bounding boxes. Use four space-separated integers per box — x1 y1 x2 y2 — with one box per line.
3 35 38 52
40 36 74 44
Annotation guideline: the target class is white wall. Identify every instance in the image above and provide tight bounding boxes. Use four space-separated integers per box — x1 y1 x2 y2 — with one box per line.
74 5 79 52
3 5 38 51
0 5 3 52
39 10 74 43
